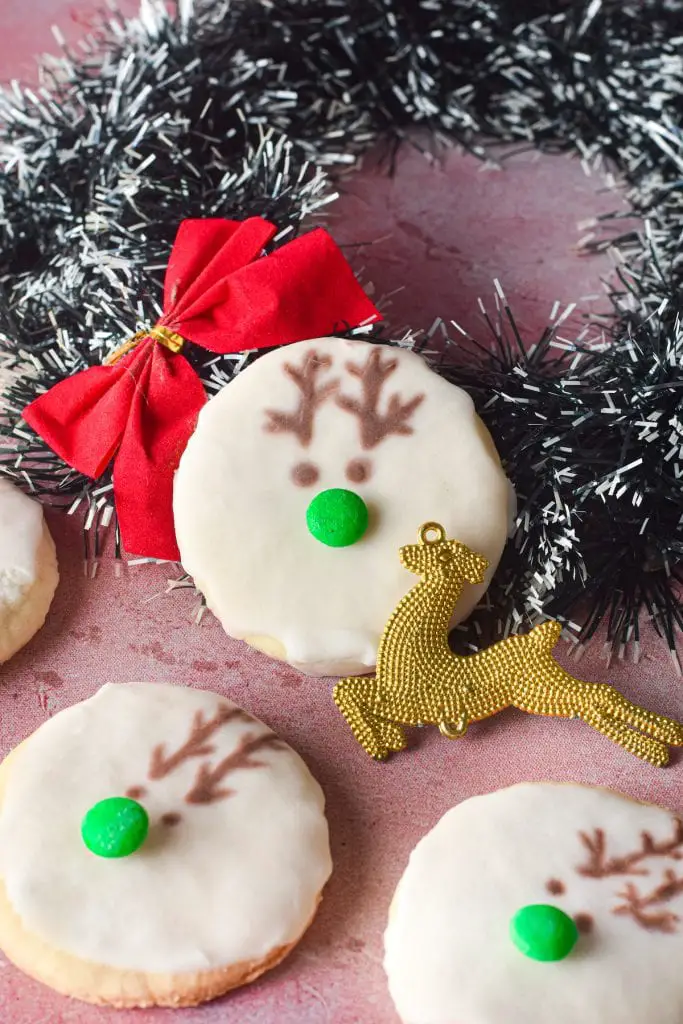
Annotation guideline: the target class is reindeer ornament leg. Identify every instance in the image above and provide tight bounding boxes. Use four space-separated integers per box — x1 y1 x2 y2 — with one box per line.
579 707 671 766
333 522 683 767
333 677 408 759
577 685 683 766
503 621 683 766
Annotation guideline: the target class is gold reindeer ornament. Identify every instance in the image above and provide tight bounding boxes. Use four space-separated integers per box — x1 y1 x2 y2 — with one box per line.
333 522 683 766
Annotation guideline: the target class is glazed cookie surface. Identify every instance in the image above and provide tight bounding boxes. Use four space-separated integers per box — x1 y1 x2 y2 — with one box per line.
174 338 511 676
0 479 58 663
0 683 332 1007
384 782 683 1024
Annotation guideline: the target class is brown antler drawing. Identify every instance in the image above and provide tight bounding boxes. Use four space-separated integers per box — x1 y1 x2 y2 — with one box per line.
577 819 683 878
149 705 251 779
613 871 683 933
264 350 338 446
335 347 424 448
185 732 285 804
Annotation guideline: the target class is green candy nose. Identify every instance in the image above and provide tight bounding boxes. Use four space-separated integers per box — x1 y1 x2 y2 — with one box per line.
81 797 149 859
306 488 369 547
510 904 579 962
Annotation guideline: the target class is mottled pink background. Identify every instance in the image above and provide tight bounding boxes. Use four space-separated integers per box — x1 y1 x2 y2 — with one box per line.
2 6 683 1024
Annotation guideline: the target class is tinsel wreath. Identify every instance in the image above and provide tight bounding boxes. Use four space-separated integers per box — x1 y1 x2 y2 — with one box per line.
0 0 682 665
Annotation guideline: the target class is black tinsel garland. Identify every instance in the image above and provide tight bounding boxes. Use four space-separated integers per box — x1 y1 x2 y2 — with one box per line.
0 0 681 664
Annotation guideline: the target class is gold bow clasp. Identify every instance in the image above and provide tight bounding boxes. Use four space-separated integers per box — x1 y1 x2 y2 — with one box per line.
103 324 185 366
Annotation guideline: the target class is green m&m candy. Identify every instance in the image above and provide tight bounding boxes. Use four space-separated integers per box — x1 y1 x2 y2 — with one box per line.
510 904 579 962
81 797 149 858
306 488 369 547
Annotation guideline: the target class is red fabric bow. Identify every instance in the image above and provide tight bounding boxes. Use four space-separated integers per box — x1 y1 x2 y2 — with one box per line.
24 218 380 560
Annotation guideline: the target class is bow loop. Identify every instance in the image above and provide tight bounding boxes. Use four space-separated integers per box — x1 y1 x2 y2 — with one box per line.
161 218 277 329
23 218 380 559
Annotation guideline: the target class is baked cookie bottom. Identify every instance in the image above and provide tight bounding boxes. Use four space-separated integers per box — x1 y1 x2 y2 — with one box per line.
0 744 320 1008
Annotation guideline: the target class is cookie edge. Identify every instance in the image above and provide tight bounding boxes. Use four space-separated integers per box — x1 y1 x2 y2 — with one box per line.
0 734 323 1008
383 780 681 1022
0 521 59 664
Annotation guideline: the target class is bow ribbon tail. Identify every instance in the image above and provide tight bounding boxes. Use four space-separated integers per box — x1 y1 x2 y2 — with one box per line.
23 342 154 478
23 340 205 559
114 346 207 560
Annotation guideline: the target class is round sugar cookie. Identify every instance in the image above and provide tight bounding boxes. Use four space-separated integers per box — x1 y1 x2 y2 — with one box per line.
174 338 511 676
0 683 332 1007
0 479 58 663
384 782 683 1024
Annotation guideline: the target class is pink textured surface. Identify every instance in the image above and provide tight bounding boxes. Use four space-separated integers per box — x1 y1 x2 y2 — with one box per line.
2 7 683 1024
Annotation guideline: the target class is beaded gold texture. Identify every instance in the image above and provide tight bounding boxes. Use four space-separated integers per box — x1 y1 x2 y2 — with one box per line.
333 522 683 765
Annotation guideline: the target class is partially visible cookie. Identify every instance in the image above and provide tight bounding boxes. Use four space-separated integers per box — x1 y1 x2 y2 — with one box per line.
0 683 332 1007
0 479 58 663
174 337 511 676
384 782 683 1024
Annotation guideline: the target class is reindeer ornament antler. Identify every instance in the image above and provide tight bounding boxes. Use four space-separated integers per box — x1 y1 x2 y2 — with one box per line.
333 522 683 765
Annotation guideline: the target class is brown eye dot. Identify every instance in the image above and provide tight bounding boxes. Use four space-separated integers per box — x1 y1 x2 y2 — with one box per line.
346 458 371 484
125 786 147 800
292 462 320 487
161 812 182 827
573 912 594 934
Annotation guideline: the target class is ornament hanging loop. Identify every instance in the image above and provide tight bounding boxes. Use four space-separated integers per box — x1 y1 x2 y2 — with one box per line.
103 324 185 366
419 521 446 545
439 718 469 740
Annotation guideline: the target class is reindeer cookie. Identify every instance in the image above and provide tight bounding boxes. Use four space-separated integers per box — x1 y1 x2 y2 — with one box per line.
173 338 511 675
0 479 58 663
385 782 683 1024
0 683 332 1007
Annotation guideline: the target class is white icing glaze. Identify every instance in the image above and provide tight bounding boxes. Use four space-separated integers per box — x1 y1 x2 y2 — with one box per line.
0 480 43 606
174 338 510 675
384 782 683 1024
0 683 331 974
